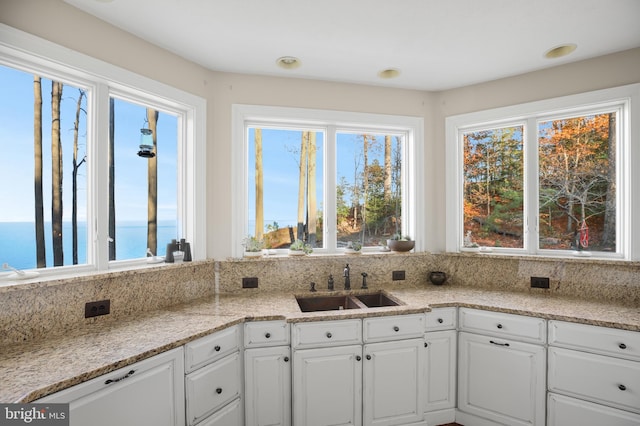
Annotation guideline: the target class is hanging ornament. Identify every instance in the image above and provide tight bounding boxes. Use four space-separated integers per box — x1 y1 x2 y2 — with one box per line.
137 128 155 158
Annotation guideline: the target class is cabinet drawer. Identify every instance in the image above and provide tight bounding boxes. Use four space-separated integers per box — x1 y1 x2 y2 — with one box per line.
184 325 240 373
548 347 640 414
425 307 457 331
548 393 640 426
363 314 425 342
244 320 290 348
198 398 242 426
549 320 640 361
291 319 362 349
459 308 546 344
185 352 241 425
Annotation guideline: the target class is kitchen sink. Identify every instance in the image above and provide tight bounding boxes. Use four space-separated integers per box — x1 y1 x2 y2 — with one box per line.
296 291 402 312
355 292 401 308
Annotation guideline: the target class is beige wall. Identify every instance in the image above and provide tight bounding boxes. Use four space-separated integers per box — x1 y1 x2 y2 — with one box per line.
2 0 639 257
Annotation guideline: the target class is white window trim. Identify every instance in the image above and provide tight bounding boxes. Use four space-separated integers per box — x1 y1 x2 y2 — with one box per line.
0 24 207 280
445 83 640 261
232 104 424 258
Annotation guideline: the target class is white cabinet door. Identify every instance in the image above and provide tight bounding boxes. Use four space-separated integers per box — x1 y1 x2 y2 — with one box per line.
458 331 545 426
37 348 185 426
363 338 425 426
245 346 291 426
424 329 456 412
293 345 362 426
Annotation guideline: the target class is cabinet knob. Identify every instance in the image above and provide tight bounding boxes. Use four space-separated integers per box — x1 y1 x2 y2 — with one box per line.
214 345 221 352
619 343 627 350
356 355 362 361
497 324 503 329
393 326 400 332
366 354 372 360
424 342 428 347
437 318 444 324
265 332 271 338
326 332 332 338
216 388 223 394
284 356 289 362
618 384 627 391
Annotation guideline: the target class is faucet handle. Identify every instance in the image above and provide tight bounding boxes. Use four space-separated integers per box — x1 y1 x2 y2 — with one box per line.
361 272 368 289
310 282 317 292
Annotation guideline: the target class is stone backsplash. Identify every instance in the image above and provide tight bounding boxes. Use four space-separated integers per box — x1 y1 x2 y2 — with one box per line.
0 253 638 345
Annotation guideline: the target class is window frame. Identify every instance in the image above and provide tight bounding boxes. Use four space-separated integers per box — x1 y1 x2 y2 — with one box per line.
445 84 640 261
232 104 424 258
0 24 206 280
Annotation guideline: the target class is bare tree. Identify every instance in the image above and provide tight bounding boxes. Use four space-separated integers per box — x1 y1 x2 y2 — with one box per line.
72 89 86 264
146 108 159 255
255 128 264 240
307 132 317 246
296 132 309 241
384 135 392 201
33 76 46 268
51 81 64 266
601 113 616 249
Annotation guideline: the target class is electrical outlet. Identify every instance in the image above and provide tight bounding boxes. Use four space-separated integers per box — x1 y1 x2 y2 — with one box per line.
392 270 405 281
530 276 550 289
243 277 259 288
85 299 110 318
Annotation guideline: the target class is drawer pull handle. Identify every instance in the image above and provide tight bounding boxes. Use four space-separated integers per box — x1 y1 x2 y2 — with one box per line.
214 345 221 352
216 388 223 394
437 318 444 324
284 356 289 362
393 326 400 332
619 343 627 350
105 370 135 385
326 332 332 338
366 354 372 360
618 384 627 391
265 333 271 338
356 355 362 361
490 340 510 347
496 324 503 329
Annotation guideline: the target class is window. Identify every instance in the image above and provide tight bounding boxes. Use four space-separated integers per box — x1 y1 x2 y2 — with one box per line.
0 25 205 278
233 105 422 257
446 84 640 260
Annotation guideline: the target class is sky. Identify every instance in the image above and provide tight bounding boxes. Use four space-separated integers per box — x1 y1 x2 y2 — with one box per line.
0 63 178 224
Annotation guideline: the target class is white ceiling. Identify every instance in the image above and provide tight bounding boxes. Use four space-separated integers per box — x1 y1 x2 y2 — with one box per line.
64 0 640 91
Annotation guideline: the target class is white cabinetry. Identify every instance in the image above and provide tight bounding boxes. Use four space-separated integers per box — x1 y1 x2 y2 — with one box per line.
292 319 363 426
244 320 291 426
547 320 640 425
37 347 185 426
184 325 242 426
457 308 546 426
423 307 457 424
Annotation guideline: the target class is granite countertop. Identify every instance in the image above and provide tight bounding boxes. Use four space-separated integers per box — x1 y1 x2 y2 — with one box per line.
1 286 639 403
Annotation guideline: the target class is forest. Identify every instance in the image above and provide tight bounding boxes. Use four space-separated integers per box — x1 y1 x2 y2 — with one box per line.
463 113 616 251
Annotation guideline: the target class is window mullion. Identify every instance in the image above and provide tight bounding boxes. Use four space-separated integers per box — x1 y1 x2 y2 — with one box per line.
325 125 337 252
92 83 111 270
525 117 538 254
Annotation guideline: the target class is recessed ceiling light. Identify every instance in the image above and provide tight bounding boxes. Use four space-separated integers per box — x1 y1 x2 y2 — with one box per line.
544 44 577 59
276 56 301 70
378 68 401 79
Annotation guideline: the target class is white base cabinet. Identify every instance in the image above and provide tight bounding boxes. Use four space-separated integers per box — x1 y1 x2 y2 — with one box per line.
424 330 456 413
37 347 185 426
548 392 640 426
244 346 291 426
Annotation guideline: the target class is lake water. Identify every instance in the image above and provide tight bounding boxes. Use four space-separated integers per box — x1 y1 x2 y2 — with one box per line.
0 221 177 270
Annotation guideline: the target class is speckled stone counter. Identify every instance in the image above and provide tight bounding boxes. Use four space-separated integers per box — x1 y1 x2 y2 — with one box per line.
1 286 639 404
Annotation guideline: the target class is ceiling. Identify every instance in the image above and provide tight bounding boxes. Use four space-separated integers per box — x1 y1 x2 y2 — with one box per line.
64 0 640 91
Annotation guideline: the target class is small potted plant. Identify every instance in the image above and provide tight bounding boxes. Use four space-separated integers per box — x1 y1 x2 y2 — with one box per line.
344 241 362 254
242 235 264 257
386 234 415 252
289 239 313 256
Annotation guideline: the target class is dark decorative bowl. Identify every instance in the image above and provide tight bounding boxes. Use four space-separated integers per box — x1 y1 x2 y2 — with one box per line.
428 271 447 285
386 239 415 252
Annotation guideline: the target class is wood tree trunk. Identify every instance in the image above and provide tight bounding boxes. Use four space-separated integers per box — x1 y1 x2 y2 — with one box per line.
384 135 392 201
307 132 317 246
33 76 46 268
51 81 64 266
72 89 86 264
601 113 616 249
108 98 116 260
146 108 159 256
254 128 264 240
296 132 308 241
